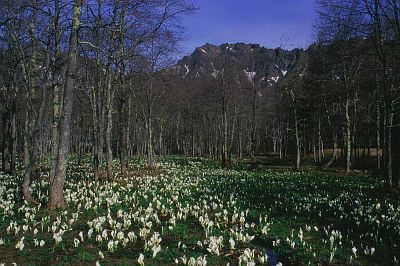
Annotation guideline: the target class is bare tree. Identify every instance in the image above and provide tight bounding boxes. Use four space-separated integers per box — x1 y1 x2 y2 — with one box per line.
49 0 83 210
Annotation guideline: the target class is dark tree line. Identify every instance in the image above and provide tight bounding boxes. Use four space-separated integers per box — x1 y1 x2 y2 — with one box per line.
1 0 400 209
162 0 400 186
309 0 400 186
0 0 194 208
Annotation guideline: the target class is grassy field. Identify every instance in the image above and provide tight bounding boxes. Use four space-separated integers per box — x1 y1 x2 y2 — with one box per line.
0 156 399 265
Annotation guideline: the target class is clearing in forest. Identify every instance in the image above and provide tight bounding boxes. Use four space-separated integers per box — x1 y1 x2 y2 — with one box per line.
0 157 399 265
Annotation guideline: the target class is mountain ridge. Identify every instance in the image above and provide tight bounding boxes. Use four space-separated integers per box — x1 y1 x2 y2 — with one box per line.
168 42 306 91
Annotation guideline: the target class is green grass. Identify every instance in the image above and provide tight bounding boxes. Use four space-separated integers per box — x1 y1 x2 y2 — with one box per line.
0 156 399 265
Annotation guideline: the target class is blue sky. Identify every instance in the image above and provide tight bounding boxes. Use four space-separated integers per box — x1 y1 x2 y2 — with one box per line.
179 0 316 55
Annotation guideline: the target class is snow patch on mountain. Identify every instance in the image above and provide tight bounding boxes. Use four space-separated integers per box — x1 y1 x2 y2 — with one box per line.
184 65 190 77
211 62 221 79
270 76 280 83
243 70 256 82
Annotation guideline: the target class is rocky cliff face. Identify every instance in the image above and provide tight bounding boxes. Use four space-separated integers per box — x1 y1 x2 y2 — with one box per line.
167 43 306 92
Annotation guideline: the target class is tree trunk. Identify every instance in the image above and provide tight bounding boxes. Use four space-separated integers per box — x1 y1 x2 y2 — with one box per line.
22 53 50 203
176 113 181 153
345 98 351 174
264 125 268 157
318 115 322 162
387 106 394 187
105 72 114 181
221 104 228 167
23 108 29 169
9 103 17 175
49 0 83 210
323 133 337 169
250 81 257 162
22 94 46 202
50 0 62 182
239 120 243 159
91 85 100 181
228 106 238 162
294 107 301 170
377 96 381 171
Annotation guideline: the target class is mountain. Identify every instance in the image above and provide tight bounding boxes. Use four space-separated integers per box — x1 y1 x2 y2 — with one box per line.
166 43 306 92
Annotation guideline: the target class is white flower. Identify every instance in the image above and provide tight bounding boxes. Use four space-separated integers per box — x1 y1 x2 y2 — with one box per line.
188 257 196 266
207 236 223 256
181 255 187 264
127 231 136 242
53 230 64 245
196 255 207 266
99 251 104 259
138 253 144 265
88 228 94 239
153 245 161 258
352 247 357 258
107 240 114 252
229 238 235 250
370 247 375 255
15 237 25 251
79 231 84 242
74 238 80 247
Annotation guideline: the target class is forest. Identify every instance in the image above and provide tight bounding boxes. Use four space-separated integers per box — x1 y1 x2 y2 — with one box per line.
0 0 400 265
